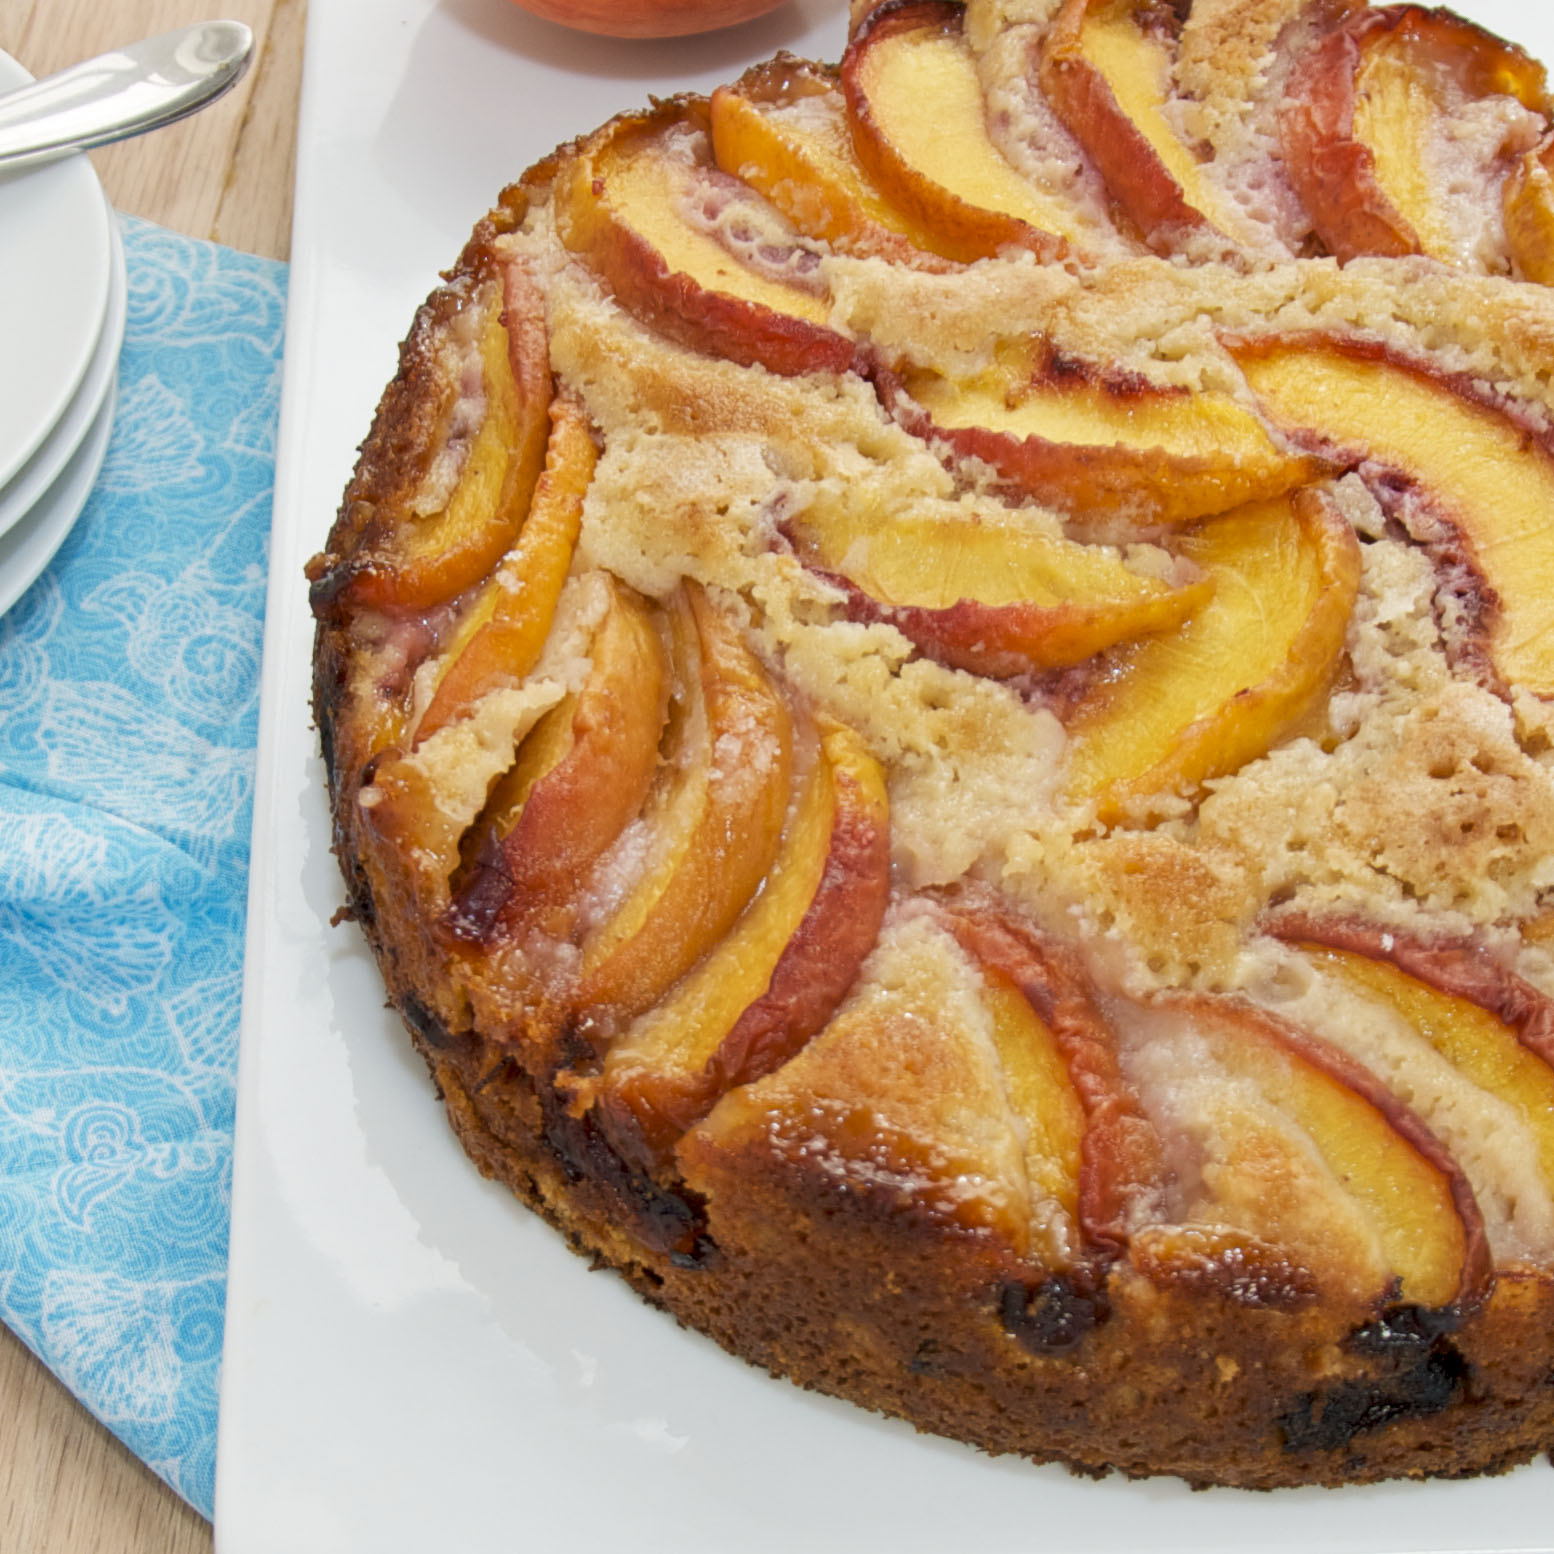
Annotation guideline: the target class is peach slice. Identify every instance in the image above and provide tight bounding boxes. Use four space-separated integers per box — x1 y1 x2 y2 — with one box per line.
1281 6 1550 265
1289 938 1554 1205
1505 134 1554 283
554 100 855 378
979 964 1086 1241
413 398 595 746
1039 0 1233 250
787 491 1213 676
840 1 1072 262
1153 994 1487 1310
584 716 890 1173
883 349 1320 525
943 901 1165 1260
1271 913 1554 1072
319 266 553 614
577 584 794 1022
1062 488 1361 821
1235 335 1554 697
449 577 669 943
709 59 953 266
677 916 1044 1258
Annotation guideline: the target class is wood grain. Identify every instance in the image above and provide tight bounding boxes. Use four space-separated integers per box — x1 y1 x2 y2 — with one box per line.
0 0 304 261
0 0 305 1547
0 1323 211 1554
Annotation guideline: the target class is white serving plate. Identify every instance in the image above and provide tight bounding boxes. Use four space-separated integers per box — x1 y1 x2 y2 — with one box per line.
0 52 112 492
0 363 115 620
0 204 125 546
216 3 1554 1550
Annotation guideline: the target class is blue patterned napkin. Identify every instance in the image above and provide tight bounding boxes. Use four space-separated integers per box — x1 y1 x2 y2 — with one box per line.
0 214 286 1517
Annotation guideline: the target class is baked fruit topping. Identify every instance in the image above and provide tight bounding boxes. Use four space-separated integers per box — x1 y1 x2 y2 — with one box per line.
1236 334 1554 695
554 100 855 377
1280 5 1550 267
451 574 669 944
843 0 1076 262
311 0 1554 1493
1061 487 1361 822
1040 0 1240 250
881 343 1322 524
709 58 950 266
785 484 1214 676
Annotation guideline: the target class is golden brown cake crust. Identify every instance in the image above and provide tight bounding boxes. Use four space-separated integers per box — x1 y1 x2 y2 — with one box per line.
311 0 1554 1492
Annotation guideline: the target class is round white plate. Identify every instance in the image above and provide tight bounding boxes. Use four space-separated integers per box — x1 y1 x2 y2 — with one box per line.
0 368 114 619
0 204 124 543
0 50 113 491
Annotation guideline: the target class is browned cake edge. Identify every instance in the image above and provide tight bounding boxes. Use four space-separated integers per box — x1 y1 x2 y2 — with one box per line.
406 987 1554 1490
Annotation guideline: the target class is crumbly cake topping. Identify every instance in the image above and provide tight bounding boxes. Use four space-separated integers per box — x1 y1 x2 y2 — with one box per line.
517 182 1554 996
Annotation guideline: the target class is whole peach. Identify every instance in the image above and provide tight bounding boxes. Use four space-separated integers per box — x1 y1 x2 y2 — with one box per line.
507 0 788 39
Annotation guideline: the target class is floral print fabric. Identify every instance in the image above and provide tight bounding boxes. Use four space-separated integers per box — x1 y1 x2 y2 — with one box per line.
0 215 285 1515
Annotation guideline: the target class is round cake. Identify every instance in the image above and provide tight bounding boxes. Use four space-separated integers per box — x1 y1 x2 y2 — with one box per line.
307 0 1554 1489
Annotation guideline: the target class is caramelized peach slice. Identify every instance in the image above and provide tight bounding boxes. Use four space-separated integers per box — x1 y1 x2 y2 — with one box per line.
1039 0 1235 250
413 398 595 745
709 59 952 266
578 585 794 1021
678 913 1043 1256
1063 489 1360 822
324 268 553 613
1281 6 1549 265
450 577 669 942
554 100 854 378
943 901 1166 1259
1236 336 1554 696
1294 940 1554 1202
1152 994 1486 1309
841 1 1072 262
788 490 1213 676
356 673 567 922
885 349 1319 525
979 965 1086 1248
584 717 890 1172
1272 913 1554 1070
1505 134 1554 283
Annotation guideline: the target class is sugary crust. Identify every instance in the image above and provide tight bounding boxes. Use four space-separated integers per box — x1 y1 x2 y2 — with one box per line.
312 0 1554 1492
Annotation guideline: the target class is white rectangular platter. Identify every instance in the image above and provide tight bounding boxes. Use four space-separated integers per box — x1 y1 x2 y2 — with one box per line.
215 1 1554 1548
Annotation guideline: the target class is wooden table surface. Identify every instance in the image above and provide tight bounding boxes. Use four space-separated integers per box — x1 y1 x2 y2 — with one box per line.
0 2 304 1548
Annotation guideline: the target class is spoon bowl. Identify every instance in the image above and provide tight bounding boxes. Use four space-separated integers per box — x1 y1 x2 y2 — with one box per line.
0 22 253 168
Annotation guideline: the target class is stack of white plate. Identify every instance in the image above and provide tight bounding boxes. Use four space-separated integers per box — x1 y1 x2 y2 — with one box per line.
0 49 127 619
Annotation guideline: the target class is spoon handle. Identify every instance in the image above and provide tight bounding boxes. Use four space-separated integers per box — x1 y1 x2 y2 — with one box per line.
0 22 254 168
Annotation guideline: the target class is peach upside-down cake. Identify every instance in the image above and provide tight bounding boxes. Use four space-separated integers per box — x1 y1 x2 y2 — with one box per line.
307 0 1554 1489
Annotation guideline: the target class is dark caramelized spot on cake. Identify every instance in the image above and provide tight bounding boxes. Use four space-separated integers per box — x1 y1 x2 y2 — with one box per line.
401 992 477 1057
446 828 515 943
1350 1302 1466 1352
1159 1242 1322 1311
1280 1327 1470 1455
1000 1275 1105 1355
333 831 378 931
538 1087 713 1264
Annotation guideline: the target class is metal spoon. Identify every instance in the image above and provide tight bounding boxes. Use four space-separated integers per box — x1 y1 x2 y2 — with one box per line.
0 22 253 168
